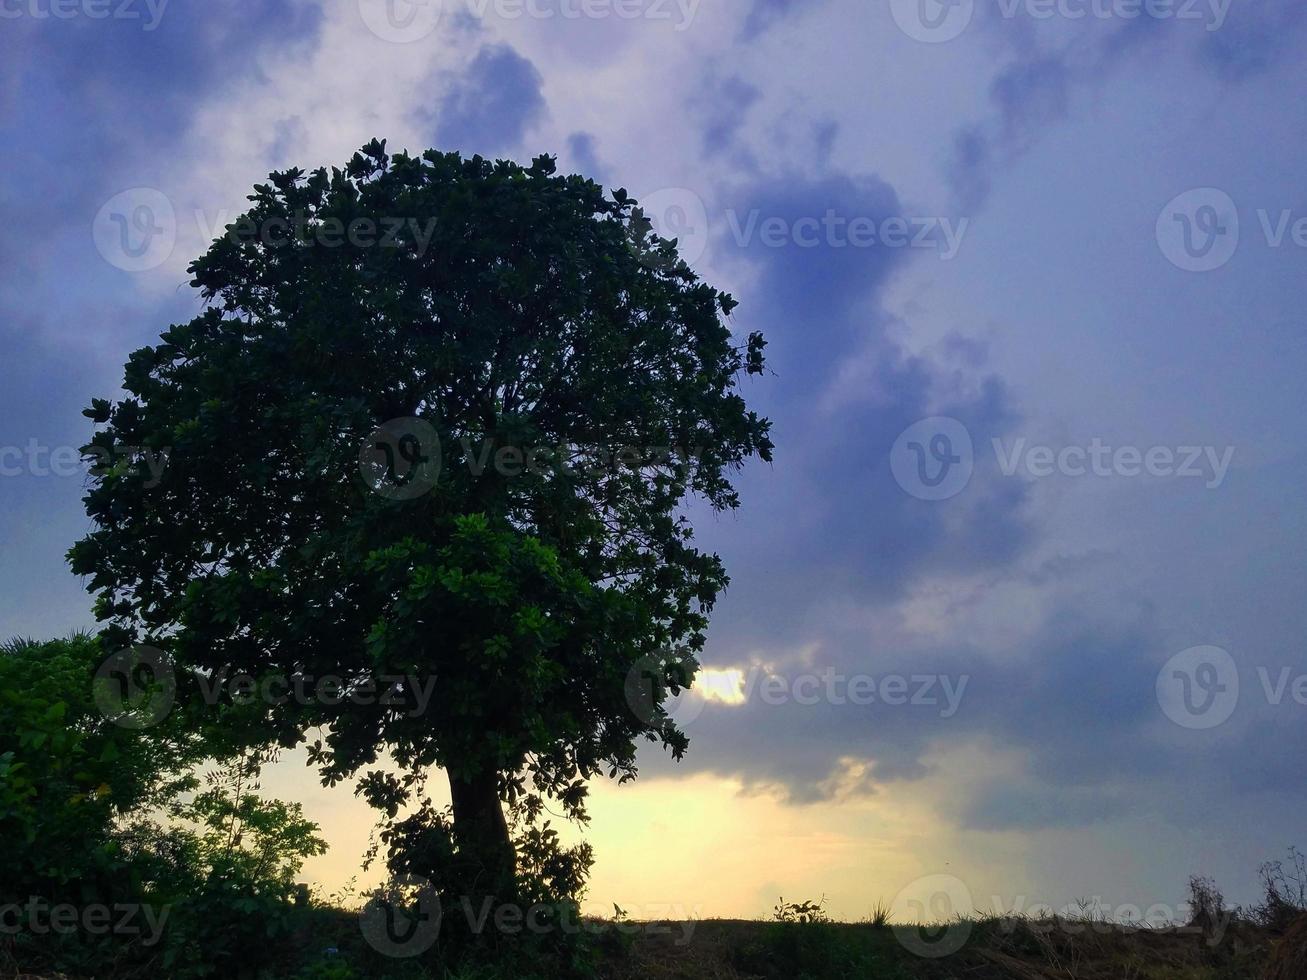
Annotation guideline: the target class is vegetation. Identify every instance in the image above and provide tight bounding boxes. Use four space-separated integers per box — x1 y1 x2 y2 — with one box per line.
4 145 1302 978
67 141 771 914
3 144 772 977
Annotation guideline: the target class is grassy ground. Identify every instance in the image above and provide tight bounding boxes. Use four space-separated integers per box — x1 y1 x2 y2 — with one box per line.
2 912 1290 979
600 915 1276 980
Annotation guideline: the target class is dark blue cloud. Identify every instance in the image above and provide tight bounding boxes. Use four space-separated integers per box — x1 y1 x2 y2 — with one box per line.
945 53 1070 211
962 783 1127 831
682 173 1032 651
702 76 761 158
566 131 604 180
428 43 546 157
951 1 1307 209
0 4 322 637
1197 3 1307 81
0 1 322 170
740 0 809 39
618 167 1042 807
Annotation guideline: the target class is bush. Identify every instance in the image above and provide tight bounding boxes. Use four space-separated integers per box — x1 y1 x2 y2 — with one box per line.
1 634 335 978
0 633 199 903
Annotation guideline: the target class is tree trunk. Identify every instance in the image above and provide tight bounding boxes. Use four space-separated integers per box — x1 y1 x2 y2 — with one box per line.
448 768 516 903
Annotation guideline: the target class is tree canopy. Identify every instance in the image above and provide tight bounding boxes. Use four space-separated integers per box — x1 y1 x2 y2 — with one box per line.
70 141 772 897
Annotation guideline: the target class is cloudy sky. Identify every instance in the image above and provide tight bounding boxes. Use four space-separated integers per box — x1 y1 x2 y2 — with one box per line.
3 0 1306 922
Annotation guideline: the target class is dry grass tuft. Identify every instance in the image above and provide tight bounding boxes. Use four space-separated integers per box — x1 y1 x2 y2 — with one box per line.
1262 912 1307 980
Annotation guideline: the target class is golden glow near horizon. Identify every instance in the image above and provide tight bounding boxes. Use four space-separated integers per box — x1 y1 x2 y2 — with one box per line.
269 743 1025 923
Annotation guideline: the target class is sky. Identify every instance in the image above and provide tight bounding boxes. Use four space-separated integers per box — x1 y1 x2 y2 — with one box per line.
2 0 1307 925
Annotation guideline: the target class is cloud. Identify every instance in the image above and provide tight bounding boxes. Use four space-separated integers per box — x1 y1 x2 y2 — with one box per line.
426 43 547 157
947 0 1307 210
565 131 604 179
740 0 810 39
681 171 1032 656
1197 3 1307 82
5 0 1307 914
701 75 761 158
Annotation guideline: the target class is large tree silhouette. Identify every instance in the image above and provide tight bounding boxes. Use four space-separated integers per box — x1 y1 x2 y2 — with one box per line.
71 141 771 901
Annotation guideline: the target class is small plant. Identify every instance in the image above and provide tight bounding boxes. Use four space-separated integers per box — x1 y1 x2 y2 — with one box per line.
773 896 830 924
1252 846 1307 931
868 900 890 928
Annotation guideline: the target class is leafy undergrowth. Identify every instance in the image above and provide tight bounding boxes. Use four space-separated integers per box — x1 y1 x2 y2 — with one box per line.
2 911 1292 980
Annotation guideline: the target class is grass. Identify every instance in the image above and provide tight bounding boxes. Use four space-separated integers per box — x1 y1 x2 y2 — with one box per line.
594 914 1280 980
2 906 1296 979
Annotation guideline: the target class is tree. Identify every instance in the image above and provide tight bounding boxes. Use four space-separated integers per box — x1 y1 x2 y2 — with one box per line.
0 633 199 902
70 141 772 902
